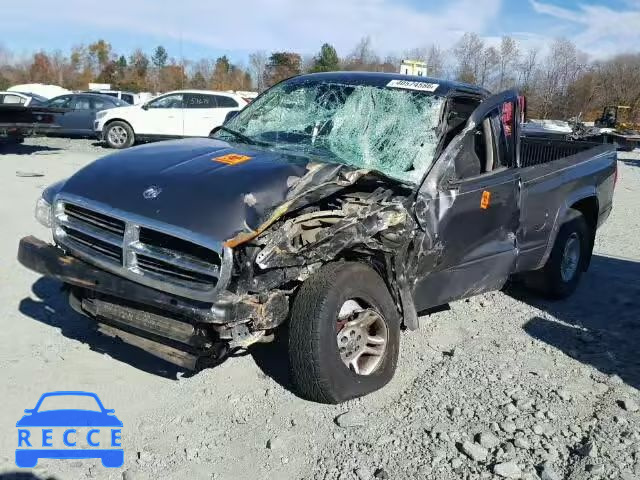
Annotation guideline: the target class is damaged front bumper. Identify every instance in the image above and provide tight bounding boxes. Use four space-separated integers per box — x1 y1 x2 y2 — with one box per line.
17 236 288 368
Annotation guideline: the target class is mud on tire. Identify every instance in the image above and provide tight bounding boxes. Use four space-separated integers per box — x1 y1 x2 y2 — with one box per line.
288 261 400 404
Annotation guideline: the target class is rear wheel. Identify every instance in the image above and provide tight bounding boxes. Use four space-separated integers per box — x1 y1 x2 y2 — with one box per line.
105 121 134 149
288 262 400 404
526 211 590 299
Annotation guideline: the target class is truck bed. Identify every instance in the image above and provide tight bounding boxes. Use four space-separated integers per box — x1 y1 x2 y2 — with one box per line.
520 136 603 167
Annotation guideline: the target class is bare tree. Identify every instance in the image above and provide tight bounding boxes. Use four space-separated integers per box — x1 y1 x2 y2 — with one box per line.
427 45 445 78
478 46 499 88
536 39 586 118
453 33 484 84
345 36 380 70
498 36 519 90
249 50 267 92
517 47 539 93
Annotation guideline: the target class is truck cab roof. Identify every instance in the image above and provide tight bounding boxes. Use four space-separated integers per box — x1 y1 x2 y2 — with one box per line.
284 71 491 98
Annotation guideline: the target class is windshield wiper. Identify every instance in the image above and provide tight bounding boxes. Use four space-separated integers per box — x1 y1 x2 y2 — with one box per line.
216 126 271 147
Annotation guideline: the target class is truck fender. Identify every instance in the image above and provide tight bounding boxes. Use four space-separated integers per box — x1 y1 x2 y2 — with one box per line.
536 187 598 270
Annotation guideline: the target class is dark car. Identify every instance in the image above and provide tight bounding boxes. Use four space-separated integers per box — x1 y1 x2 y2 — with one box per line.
18 72 617 404
46 93 127 137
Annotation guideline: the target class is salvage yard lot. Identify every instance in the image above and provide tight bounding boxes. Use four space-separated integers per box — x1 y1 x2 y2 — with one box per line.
1 138 640 480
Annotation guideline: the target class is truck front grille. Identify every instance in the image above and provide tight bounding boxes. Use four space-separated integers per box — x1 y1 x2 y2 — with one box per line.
53 198 231 302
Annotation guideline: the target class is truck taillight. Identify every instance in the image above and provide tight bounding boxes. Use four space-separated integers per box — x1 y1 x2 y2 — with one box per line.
502 102 514 137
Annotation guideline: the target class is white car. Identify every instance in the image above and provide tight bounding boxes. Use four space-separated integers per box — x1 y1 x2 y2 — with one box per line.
95 90 247 149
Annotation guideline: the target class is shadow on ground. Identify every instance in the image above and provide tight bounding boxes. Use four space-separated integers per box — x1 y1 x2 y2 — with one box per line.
619 155 640 168
512 254 640 390
0 472 56 480
250 331 296 395
19 277 185 379
1 143 61 155
0 473 58 480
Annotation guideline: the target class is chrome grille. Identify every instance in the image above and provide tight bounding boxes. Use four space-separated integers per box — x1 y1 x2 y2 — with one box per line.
53 197 231 301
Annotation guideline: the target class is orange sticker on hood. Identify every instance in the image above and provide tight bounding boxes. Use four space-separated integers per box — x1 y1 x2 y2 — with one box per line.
214 153 252 165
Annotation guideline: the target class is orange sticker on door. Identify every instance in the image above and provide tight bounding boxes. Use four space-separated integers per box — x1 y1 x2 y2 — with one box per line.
480 190 491 209
214 153 252 165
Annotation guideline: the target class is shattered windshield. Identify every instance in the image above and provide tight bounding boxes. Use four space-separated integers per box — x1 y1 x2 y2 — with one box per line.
217 81 445 183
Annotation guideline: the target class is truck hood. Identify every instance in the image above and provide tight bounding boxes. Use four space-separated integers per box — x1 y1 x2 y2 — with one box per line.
59 138 329 242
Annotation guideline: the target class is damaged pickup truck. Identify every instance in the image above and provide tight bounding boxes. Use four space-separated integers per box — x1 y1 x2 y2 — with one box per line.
19 72 617 403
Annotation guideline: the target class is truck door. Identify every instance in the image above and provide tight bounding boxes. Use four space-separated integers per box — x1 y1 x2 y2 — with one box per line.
413 91 521 311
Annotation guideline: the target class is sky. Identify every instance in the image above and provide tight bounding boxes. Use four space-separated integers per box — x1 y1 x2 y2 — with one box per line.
1 0 639 64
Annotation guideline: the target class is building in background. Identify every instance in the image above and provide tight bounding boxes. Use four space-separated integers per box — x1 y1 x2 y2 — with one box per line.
400 60 428 77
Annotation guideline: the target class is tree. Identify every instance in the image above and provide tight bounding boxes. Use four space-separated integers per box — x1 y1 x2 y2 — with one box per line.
151 46 168 69
160 63 187 91
190 71 207 89
249 51 267 91
478 46 499 88
211 55 231 89
454 33 484 84
0 73 9 90
516 48 539 94
29 52 54 83
426 45 445 78
88 40 113 78
264 52 301 87
310 43 340 73
498 36 519 90
345 36 379 70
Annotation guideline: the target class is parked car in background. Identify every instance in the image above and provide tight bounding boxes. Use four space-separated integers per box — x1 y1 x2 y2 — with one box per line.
45 93 127 137
8 83 71 99
95 90 247 149
0 91 47 106
84 90 139 105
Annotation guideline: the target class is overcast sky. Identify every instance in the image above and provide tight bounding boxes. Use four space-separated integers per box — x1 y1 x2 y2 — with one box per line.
2 0 639 62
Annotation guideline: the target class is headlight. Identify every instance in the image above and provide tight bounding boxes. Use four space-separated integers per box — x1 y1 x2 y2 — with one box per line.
96 110 108 120
35 197 53 228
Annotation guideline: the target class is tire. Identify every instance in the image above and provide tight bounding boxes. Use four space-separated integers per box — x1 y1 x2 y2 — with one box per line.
527 210 590 299
288 261 400 404
104 121 134 149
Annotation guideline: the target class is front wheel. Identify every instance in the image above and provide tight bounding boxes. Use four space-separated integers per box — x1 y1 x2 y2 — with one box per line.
288 262 400 404
104 121 134 149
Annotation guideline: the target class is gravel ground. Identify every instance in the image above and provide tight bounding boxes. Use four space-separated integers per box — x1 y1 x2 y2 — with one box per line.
1 137 639 480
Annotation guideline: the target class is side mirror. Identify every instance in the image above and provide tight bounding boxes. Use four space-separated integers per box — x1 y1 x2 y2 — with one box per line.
141 103 149 111
104 409 115 414
24 409 34 414
223 111 239 124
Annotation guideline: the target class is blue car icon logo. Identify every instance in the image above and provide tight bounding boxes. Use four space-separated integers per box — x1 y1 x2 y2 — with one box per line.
16 391 123 468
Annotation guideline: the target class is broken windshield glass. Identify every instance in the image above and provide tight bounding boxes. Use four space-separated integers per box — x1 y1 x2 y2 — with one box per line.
218 81 445 183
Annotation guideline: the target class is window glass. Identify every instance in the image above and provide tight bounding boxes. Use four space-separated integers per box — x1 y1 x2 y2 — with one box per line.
184 94 217 108
92 97 110 111
215 95 239 108
48 96 72 108
147 94 183 109
73 97 92 110
122 94 134 104
3 94 25 104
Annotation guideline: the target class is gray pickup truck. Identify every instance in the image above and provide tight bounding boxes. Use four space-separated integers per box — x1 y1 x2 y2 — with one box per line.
18 72 616 404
